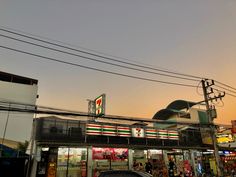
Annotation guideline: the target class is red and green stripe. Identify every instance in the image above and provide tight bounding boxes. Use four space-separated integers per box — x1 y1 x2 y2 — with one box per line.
102 125 116 136
146 128 157 138
117 126 131 137
158 129 168 139
86 124 102 135
168 130 179 140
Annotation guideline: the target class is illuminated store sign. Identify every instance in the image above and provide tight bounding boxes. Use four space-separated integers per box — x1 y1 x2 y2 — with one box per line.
216 134 234 143
132 128 145 138
95 94 105 116
92 148 128 160
86 123 179 140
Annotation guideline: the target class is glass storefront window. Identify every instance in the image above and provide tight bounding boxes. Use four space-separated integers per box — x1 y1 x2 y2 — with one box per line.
57 147 87 177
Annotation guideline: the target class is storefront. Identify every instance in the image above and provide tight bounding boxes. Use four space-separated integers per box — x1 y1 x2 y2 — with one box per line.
220 151 236 176
34 117 208 177
36 147 209 177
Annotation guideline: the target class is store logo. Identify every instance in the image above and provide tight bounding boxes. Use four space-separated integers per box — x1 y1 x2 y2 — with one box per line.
95 94 106 116
132 128 144 138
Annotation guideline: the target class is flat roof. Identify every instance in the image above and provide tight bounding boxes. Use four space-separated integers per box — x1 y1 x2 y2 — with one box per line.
0 71 38 85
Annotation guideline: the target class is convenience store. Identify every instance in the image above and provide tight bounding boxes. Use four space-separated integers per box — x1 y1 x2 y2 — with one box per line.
33 116 208 177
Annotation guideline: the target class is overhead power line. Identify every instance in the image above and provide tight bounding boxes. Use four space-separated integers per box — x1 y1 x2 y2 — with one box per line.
0 101 218 127
0 27 204 80
0 45 197 88
213 84 236 95
0 25 185 73
212 88 236 98
215 80 236 91
225 92 236 98
1 26 236 95
0 34 199 82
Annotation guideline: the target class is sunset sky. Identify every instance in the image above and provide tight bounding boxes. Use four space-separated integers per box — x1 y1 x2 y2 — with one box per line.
1 0 236 125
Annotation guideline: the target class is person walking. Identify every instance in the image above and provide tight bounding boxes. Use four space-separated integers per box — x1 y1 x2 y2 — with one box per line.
145 161 152 174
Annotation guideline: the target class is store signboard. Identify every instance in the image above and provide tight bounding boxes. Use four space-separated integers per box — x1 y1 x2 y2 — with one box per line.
92 148 128 160
86 123 179 140
232 120 236 134
132 128 145 138
95 94 105 116
216 133 234 144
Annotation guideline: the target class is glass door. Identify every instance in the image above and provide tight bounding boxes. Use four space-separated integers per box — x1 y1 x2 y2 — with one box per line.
57 147 87 177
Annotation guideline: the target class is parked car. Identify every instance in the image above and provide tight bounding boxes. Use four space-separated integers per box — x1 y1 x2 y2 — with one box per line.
98 170 152 177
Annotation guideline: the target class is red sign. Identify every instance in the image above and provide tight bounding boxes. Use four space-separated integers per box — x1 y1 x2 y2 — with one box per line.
232 120 236 133
92 148 128 160
95 94 105 116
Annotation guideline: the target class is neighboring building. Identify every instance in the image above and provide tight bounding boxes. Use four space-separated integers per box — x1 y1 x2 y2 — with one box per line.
152 100 220 145
217 122 236 148
152 100 209 129
0 138 20 149
0 71 38 143
232 120 236 143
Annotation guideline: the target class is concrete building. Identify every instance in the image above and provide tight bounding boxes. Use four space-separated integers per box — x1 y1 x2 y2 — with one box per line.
152 100 209 129
0 71 38 143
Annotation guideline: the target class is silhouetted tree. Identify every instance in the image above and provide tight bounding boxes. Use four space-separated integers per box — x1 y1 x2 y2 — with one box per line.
17 140 29 153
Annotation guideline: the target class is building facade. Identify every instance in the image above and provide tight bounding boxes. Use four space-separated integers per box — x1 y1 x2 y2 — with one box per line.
33 116 208 177
0 71 38 143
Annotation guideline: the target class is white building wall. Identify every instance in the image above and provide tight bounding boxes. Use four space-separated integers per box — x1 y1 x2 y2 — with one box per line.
0 80 38 142
189 108 203 123
175 108 202 124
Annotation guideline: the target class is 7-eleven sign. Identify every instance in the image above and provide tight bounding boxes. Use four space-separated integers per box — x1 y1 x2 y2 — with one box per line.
132 128 144 138
95 94 106 116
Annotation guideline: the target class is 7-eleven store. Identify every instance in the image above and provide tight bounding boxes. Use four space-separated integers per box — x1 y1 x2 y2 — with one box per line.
34 117 204 177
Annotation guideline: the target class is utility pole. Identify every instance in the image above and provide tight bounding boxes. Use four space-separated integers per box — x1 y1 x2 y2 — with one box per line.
201 79 225 177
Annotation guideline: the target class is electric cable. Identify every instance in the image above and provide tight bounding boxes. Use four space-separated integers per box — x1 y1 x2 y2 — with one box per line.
0 104 215 127
214 84 236 95
0 34 199 82
0 27 204 80
215 80 236 91
0 25 189 74
0 45 197 88
1 26 236 96
0 99 82 114
0 100 230 127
